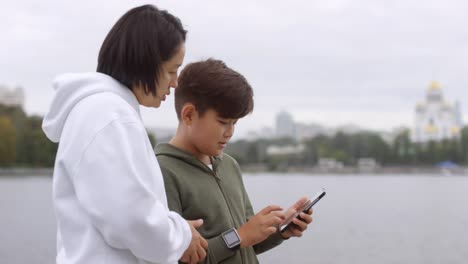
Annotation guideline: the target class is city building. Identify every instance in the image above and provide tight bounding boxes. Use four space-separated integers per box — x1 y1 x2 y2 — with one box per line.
357 158 379 173
317 158 344 171
275 110 296 140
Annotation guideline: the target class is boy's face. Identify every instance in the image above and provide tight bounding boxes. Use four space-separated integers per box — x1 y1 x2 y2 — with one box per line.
189 109 238 157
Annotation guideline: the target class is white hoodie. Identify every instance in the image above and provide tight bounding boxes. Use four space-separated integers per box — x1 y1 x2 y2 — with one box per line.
42 72 191 264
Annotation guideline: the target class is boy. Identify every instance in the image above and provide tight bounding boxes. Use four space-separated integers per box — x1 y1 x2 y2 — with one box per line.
155 59 313 263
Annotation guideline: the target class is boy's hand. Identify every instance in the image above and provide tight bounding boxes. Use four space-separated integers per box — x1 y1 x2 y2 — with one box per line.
237 205 285 248
280 197 314 239
180 219 208 264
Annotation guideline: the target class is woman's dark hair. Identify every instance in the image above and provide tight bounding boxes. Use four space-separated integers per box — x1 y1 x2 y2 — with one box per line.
175 59 254 120
97 5 186 95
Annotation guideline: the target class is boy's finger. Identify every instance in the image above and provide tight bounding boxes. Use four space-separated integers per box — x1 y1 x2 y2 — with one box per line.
267 215 285 226
293 229 303 237
292 196 310 210
292 218 307 231
283 207 298 220
266 226 277 235
260 205 283 215
299 212 313 224
270 210 286 219
288 224 304 236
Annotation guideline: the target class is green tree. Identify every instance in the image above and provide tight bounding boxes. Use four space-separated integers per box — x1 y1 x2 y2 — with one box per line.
392 129 412 164
16 116 58 167
246 143 259 164
461 126 468 165
0 116 16 166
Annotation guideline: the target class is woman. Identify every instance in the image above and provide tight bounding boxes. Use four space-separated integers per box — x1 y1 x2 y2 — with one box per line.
42 5 206 264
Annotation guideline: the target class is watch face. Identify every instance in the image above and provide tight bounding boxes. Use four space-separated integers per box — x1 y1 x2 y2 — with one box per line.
223 229 240 248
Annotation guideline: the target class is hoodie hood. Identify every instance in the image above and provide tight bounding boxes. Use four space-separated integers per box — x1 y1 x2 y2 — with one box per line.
42 72 139 143
155 143 223 174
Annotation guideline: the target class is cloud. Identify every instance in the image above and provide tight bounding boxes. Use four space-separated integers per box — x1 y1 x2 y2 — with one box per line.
1 0 467 137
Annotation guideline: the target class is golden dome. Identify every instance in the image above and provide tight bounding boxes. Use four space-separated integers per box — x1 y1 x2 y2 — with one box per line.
428 80 441 90
451 126 460 134
425 124 438 134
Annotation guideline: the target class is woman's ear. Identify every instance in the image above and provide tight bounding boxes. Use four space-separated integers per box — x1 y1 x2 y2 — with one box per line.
181 103 197 126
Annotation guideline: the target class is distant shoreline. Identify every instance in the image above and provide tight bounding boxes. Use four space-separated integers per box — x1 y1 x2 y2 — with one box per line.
242 164 468 176
0 168 53 176
1 166 467 176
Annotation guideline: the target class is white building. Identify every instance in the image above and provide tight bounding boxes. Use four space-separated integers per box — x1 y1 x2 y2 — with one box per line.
317 158 344 170
266 144 305 156
275 110 296 139
0 85 24 107
412 81 463 142
357 158 379 173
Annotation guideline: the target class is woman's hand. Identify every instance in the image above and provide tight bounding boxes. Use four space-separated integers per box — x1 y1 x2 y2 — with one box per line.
180 219 208 264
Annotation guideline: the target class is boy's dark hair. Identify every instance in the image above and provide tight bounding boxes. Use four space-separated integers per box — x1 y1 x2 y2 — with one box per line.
175 59 254 120
97 5 186 96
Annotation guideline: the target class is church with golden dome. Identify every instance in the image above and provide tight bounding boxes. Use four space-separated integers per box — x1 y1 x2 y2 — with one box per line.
412 81 463 142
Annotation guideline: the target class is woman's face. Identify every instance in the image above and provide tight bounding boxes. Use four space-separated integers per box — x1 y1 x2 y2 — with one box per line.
134 44 186 108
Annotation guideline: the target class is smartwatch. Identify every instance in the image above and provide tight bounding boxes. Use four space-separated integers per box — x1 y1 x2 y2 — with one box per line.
221 228 241 249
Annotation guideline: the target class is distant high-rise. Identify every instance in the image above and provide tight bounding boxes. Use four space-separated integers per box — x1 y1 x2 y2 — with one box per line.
275 110 296 140
412 81 462 142
0 85 24 107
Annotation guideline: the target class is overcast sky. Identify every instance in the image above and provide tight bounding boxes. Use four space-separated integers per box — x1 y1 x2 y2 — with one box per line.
2 0 468 138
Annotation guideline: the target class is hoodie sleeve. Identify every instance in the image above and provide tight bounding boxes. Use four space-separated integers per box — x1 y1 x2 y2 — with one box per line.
241 181 284 254
232 159 285 255
71 118 191 263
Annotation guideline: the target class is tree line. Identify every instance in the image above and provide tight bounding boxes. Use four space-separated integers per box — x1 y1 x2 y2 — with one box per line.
0 105 57 167
2 104 467 170
0 104 157 168
225 128 468 170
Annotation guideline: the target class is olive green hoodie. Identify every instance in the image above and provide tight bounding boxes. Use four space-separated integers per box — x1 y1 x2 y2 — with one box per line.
155 143 285 264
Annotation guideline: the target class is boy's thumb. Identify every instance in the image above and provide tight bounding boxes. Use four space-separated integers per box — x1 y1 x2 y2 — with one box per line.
188 219 204 228
295 196 310 209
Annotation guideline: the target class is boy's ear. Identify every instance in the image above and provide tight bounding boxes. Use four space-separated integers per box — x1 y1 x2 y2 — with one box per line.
181 103 197 125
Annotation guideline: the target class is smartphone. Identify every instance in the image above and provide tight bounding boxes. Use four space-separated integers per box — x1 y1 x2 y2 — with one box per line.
278 188 326 233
